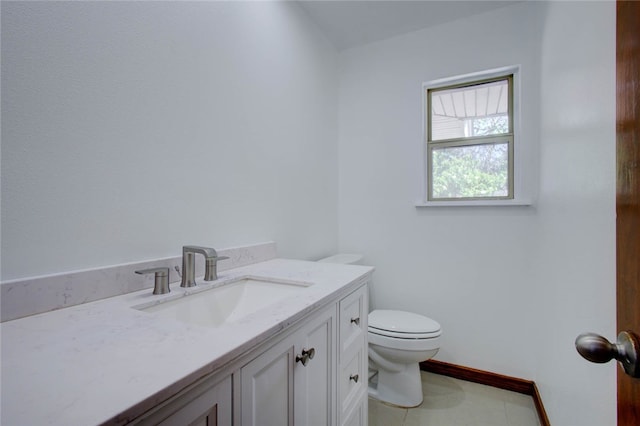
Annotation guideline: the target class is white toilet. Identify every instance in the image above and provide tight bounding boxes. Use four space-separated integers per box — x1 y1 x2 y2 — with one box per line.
318 254 442 408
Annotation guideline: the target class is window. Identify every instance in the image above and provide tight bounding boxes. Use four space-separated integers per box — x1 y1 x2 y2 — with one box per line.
425 70 515 202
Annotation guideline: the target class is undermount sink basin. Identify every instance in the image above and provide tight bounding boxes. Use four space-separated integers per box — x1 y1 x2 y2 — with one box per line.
135 277 312 328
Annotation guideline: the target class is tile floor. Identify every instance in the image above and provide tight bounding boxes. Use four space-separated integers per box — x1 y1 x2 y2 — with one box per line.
368 371 541 426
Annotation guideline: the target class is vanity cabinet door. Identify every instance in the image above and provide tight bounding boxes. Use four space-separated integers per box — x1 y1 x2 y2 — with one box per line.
239 336 296 426
294 305 337 426
133 375 232 426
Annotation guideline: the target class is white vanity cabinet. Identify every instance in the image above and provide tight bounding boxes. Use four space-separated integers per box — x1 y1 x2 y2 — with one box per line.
131 281 368 426
239 304 336 426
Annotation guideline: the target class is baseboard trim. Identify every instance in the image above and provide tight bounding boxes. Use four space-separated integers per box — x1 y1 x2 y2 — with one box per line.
420 360 550 426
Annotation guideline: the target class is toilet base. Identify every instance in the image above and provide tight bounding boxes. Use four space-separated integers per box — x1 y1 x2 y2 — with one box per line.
367 361 423 408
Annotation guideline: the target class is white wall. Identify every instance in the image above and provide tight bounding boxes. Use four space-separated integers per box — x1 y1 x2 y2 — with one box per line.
338 2 615 425
1 1 339 280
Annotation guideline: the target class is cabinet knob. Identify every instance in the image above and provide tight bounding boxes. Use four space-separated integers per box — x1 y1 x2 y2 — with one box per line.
349 374 359 383
296 353 309 366
296 348 316 366
350 317 360 325
303 347 315 360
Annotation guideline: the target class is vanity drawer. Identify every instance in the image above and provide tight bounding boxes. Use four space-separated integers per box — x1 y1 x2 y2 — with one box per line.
339 286 367 353
339 342 366 417
342 398 366 426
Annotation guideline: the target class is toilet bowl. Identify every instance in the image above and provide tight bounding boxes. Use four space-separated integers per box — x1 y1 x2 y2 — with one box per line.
368 309 441 407
318 254 442 408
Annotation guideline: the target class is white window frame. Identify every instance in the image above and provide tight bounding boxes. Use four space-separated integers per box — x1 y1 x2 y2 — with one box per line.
417 65 532 207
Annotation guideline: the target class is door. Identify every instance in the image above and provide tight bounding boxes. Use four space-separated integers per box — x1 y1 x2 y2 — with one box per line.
575 2 640 425
616 0 640 423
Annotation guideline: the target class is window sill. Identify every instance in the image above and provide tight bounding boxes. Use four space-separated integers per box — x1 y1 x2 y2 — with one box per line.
415 198 533 207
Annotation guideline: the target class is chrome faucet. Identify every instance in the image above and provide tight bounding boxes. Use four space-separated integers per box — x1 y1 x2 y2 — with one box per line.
180 246 229 287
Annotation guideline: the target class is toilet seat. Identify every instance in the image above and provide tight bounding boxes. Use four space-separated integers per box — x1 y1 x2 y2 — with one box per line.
368 310 441 339
368 328 442 351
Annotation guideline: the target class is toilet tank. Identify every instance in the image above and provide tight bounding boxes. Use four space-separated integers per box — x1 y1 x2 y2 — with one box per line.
317 253 363 265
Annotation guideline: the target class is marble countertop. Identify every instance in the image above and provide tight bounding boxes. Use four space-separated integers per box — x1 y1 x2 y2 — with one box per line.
0 258 373 426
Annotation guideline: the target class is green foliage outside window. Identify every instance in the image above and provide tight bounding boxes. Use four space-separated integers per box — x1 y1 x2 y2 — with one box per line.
432 144 508 198
432 116 509 199
433 144 508 198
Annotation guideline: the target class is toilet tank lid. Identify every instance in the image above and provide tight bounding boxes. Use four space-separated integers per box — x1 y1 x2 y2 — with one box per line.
317 253 363 264
369 310 441 334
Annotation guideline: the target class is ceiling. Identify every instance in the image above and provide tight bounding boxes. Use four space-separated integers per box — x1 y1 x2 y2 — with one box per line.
297 0 520 51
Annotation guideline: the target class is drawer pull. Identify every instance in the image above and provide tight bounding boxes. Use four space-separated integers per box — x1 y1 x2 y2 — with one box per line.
350 317 360 325
349 374 359 383
296 348 316 366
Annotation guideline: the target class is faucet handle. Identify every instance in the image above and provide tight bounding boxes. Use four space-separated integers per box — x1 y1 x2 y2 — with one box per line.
135 267 171 295
204 256 229 281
